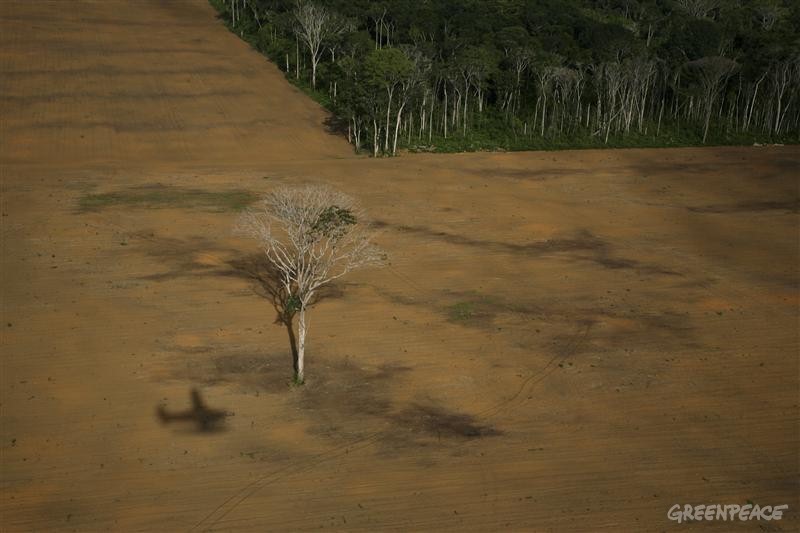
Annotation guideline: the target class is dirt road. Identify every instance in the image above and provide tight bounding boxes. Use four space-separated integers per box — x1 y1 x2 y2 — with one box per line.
2 1 798 531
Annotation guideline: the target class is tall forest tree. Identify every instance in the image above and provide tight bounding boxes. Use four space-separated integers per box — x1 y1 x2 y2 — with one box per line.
293 2 331 89
685 56 738 142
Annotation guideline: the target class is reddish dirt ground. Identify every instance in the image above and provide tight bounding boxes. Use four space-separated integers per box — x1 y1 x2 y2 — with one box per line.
1 1 798 531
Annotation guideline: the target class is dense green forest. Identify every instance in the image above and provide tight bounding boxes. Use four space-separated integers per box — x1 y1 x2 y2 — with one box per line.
210 0 799 155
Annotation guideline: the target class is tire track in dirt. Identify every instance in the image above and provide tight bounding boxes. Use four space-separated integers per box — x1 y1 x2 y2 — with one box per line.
189 433 384 531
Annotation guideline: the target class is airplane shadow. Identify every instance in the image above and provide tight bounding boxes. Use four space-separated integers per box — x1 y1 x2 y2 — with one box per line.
156 388 233 433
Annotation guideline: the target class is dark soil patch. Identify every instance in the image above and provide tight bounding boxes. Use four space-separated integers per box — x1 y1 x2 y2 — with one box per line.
687 199 800 214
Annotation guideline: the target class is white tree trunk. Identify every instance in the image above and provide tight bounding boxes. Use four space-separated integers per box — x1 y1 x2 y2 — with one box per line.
311 58 317 88
392 102 406 155
541 93 547 136
703 107 712 143
443 87 448 138
373 119 379 157
296 307 307 382
462 83 468 135
384 88 394 153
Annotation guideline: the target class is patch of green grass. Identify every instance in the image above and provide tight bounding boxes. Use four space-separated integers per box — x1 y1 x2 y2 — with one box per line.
448 302 477 321
446 296 500 326
78 184 258 213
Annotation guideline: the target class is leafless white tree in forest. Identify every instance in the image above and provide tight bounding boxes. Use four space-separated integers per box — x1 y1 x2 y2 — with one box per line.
674 0 720 19
769 57 799 135
510 48 532 115
236 186 386 384
293 1 331 89
686 56 738 142
755 2 785 31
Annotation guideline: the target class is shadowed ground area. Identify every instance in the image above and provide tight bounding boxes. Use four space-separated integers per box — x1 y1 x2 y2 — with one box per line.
1 1 798 532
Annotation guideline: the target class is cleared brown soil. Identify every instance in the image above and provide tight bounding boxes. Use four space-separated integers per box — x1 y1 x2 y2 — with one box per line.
1 1 798 531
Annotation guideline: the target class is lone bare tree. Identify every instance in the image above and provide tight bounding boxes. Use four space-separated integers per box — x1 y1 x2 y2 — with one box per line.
236 185 385 384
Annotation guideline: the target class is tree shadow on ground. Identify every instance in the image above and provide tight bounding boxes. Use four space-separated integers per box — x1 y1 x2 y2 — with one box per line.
323 114 349 138
391 403 503 440
294 358 503 450
372 222 681 276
